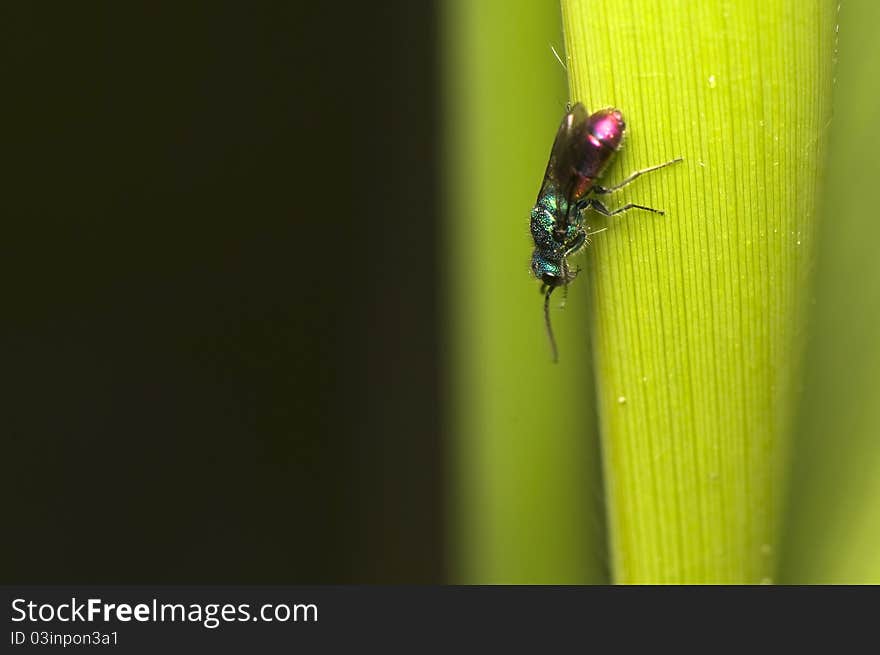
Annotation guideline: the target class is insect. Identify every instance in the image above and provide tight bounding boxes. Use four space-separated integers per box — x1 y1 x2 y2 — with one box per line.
530 102 681 362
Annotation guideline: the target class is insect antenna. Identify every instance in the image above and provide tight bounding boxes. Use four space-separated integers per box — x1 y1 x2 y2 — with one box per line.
544 285 559 364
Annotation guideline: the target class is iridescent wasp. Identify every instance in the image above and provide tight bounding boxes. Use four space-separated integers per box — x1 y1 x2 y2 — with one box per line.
529 102 681 362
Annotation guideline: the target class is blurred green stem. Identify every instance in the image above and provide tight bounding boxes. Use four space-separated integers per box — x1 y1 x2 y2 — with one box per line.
445 0 603 583
561 0 835 583
781 0 880 583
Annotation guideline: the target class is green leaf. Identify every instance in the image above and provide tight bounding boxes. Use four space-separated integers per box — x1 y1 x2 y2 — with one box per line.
561 0 836 583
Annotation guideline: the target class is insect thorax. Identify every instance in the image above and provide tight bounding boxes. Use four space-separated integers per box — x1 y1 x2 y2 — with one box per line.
530 186 584 283
530 187 580 248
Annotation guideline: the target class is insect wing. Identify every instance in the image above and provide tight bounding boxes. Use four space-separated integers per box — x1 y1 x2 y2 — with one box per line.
536 103 591 219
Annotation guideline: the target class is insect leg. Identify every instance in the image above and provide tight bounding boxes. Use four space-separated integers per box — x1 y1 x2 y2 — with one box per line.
551 44 568 72
592 157 683 194
563 231 586 257
557 262 580 310
586 198 665 217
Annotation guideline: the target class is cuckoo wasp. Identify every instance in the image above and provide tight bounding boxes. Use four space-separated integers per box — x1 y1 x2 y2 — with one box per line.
530 103 681 362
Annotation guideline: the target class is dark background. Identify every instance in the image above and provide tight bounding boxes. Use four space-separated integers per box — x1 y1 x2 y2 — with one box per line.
0 2 443 582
